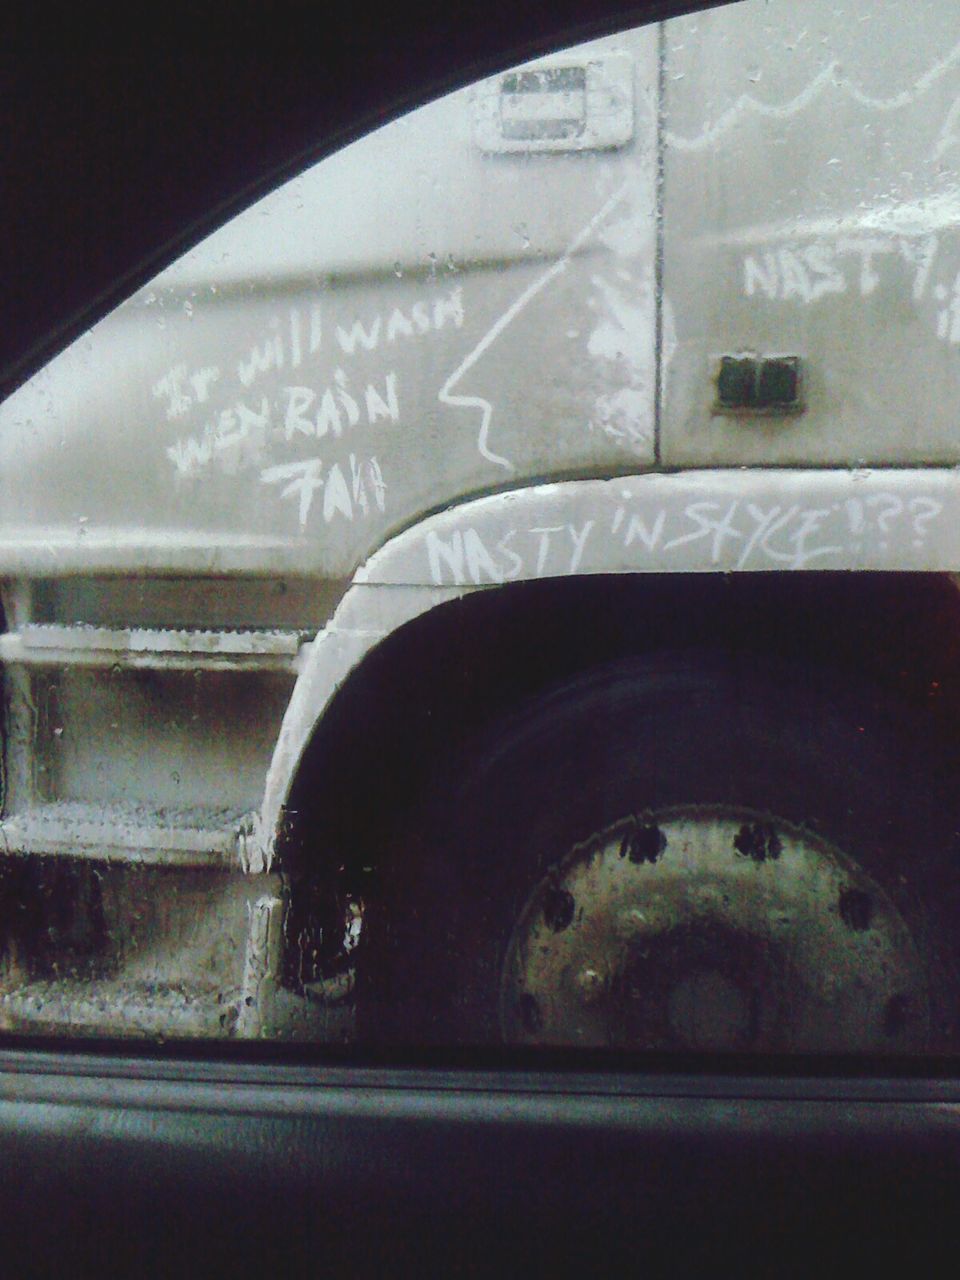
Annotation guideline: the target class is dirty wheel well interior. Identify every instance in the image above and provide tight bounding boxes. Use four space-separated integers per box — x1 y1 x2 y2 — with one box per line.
279 572 960 986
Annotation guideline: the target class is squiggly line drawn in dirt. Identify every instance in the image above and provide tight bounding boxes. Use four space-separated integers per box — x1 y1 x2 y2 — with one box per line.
438 181 630 471
665 37 960 157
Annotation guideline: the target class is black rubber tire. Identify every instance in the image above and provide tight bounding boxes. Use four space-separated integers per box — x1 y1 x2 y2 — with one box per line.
357 651 960 1050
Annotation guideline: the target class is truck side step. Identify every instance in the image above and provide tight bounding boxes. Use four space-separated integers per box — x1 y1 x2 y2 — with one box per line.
0 801 256 868
0 978 241 1038
0 624 310 672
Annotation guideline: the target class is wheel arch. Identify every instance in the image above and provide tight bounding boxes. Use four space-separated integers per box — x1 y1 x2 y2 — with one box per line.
255 470 960 874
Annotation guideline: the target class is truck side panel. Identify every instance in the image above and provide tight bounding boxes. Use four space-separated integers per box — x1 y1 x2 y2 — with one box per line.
661 0 960 465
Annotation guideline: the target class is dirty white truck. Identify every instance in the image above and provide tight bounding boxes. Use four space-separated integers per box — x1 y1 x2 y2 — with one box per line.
3 0 960 1051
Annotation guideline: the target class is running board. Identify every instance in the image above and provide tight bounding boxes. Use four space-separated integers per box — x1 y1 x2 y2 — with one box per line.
0 624 311 673
0 978 242 1038
0 802 257 868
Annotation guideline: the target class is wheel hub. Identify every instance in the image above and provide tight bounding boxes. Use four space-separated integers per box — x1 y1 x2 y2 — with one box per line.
500 808 930 1052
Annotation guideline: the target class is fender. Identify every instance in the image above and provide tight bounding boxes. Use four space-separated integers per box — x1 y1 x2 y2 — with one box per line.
252 466 960 869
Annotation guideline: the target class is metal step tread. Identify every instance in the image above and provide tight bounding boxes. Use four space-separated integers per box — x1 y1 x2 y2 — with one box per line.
0 801 254 867
0 977 241 1037
0 624 310 671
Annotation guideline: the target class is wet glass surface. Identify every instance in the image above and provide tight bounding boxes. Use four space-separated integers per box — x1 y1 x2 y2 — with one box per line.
3 0 960 1057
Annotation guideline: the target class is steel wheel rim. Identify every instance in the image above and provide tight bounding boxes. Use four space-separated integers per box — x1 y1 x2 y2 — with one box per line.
500 806 930 1052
